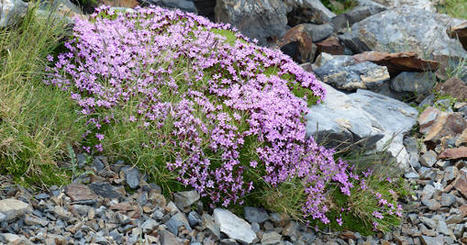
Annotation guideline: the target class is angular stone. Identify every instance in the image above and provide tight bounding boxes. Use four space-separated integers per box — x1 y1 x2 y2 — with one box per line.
331 4 386 33
313 54 389 91
439 147 467 160
418 107 466 144
215 0 288 46
261 231 282 245
341 6 467 61
421 235 444 245
65 183 98 202
316 36 344 55
202 213 221 239
174 190 200 210
303 23 334 42
420 150 437 167
159 230 182 245
454 173 467 198
213 208 257 244
353 51 439 76
166 212 191 236
435 77 467 101
285 0 336 25
279 24 316 64
391 72 435 95
244 207 269 224
447 21 467 50
141 218 158 233
121 166 140 189
0 198 31 222
0 0 28 27
89 182 122 199
142 0 197 13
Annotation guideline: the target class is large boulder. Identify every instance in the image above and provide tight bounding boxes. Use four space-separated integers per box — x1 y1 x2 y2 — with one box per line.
369 0 436 11
339 6 467 61
306 82 418 169
284 0 336 25
141 0 198 13
0 0 28 27
348 89 418 169
313 53 390 91
215 0 288 46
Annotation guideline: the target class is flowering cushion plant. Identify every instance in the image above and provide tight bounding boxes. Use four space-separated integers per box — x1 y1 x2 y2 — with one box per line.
45 5 404 228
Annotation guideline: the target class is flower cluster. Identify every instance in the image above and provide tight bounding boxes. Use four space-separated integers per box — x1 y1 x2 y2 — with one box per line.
46 5 372 225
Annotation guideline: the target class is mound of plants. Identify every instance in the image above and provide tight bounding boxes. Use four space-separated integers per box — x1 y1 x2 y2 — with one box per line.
45 5 406 232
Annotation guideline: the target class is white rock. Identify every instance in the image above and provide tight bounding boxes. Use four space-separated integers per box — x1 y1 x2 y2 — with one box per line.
0 198 31 221
213 208 257 244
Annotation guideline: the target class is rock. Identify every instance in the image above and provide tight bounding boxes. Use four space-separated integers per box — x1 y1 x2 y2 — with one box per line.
166 212 191 236
54 206 73 221
353 51 439 76
202 213 221 239
390 72 435 95
121 166 140 189
159 229 182 245
101 0 139 8
303 23 334 43
278 24 316 64
141 0 197 13
421 235 444 245
444 166 458 182
89 182 122 199
0 198 31 222
454 173 467 198
244 207 269 224
331 4 386 33
370 0 435 11
0 0 28 27
24 214 49 226
188 211 202 227
435 77 467 101
420 150 437 167
141 218 158 233
340 6 466 61
174 190 200 210
421 184 436 199
261 231 282 245
213 208 257 244
65 183 98 203
439 147 467 160
316 36 345 55
418 107 466 144
305 82 385 150
348 89 419 169
215 0 288 46
313 54 389 91
440 193 457 207
285 0 336 25
404 171 420 179
447 21 467 50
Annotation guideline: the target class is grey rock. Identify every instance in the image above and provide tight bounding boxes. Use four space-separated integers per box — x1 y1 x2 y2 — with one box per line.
213 208 257 244
420 150 437 167
160 229 182 245
0 199 31 222
166 212 191 236
303 23 334 42
188 211 202 227
444 166 458 182
141 0 197 13
306 82 385 150
421 184 436 199
92 156 105 171
215 0 288 46
142 218 159 233
313 54 389 91
340 6 466 60
174 190 200 210
436 220 452 236
421 235 444 245
262 231 282 245
89 182 122 199
202 213 221 239
440 193 457 207
121 166 140 189
285 0 336 25
421 199 441 211
391 72 436 95
0 0 28 27
244 207 269 224
54 206 72 221
404 171 420 179
348 89 419 169
370 0 436 11
24 215 49 227
34 193 50 200
331 4 386 32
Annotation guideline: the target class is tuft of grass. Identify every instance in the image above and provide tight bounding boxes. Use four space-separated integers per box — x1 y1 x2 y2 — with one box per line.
322 0 358 15
435 0 467 19
0 4 86 187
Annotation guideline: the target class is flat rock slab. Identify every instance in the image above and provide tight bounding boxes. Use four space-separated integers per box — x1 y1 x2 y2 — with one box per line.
213 208 257 244
0 199 31 222
65 184 98 202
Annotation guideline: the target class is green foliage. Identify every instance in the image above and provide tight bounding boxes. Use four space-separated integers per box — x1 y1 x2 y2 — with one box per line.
0 4 86 187
322 0 358 15
435 0 467 19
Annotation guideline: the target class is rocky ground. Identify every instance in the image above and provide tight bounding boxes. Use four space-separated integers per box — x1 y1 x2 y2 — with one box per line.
0 0 466 244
